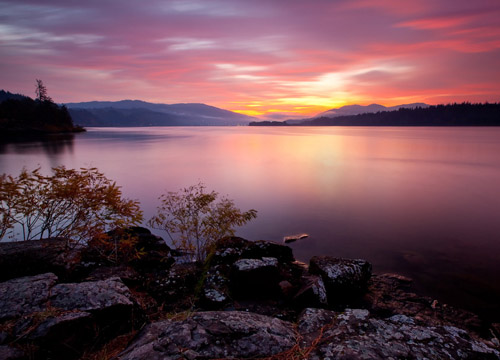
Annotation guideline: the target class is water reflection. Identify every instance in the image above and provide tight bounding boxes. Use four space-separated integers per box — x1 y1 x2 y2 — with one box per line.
1 126 500 320
0 134 75 156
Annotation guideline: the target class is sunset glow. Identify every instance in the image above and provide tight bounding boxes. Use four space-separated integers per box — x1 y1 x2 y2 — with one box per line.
1 0 499 118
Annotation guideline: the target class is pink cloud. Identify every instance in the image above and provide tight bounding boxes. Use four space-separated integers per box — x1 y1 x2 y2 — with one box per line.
0 0 499 116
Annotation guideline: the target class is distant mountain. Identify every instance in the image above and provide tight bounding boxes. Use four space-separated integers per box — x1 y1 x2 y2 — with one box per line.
285 103 429 125
65 100 256 126
0 90 29 102
299 103 500 126
315 103 429 118
249 103 500 127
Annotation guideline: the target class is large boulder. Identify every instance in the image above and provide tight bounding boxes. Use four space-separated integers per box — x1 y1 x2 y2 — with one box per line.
0 239 81 282
20 311 95 359
299 308 500 359
231 257 281 298
50 276 134 312
117 311 297 360
83 227 174 271
146 263 201 311
212 237 294 265
209 237 300 302
49 276 140 340
309 256 371 305
245 240 294 263
0 273 58 320
0 273 141 359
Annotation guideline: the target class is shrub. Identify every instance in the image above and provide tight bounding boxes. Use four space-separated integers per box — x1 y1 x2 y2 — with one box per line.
0 166 143 245
148 183 257 261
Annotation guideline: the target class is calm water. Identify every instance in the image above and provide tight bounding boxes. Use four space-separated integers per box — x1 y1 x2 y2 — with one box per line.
1 126 500 319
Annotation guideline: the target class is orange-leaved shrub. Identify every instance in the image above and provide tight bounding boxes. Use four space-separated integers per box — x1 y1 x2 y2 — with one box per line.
0 166 143 246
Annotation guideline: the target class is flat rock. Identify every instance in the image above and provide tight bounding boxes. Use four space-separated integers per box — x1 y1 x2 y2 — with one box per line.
283 233 309 244
246 240 294 263
364 273 483 332
117 311 297 360
297 307 337 339
212 237 294 265
26 311 93 341
0 273 58 320
309 256 371 304
0 239 81 282
233 257 279 271
304 309 500 359
50 277 134 312
24 311 95 358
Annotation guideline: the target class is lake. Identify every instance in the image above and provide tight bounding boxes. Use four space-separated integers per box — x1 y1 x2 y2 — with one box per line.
1 126 500 319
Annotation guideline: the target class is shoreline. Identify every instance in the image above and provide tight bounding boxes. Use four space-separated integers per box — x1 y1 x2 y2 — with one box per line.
0 229 499 359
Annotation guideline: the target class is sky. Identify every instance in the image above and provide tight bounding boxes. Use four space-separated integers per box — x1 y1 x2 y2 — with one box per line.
1 0 500 119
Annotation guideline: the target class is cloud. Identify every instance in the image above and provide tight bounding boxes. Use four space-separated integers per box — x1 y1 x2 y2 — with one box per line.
0 0 499 115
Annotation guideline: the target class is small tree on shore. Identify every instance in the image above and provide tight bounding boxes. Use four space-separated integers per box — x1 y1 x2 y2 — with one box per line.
148 183 257 261
0 166 143 245
35 79 52 102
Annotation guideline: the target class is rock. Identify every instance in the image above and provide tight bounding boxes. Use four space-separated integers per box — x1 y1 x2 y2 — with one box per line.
0 239 81 282
146 263 201 311
283 233 309 244
83 226 174 270
0 345 26 360
293 274 328 308
49 277 139 342
24 311 95 359
0 331 8 344
0 275 141 359
198 267 230 309
309 256 371 305
246 240 295 263
117 311 297 360
212 237 250 264
86 265 140 283
297 307 336 341
50 277 134 312
212 237 294 265
305 309 500 360
234 257 279 271
364 273 483 332
279 280 294 298
231 257 281 298
26 311 93 341
0 273 58 321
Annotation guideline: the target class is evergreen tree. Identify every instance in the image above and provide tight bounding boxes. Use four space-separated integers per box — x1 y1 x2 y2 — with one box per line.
35 79 52 102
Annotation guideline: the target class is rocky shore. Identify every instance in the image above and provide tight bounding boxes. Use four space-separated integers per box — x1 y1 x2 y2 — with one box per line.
0 228 499 359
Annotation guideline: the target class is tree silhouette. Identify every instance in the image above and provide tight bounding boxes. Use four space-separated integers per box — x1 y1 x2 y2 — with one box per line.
35 79 52 103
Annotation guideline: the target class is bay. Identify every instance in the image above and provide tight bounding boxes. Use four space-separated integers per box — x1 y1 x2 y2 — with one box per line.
1 126 500 319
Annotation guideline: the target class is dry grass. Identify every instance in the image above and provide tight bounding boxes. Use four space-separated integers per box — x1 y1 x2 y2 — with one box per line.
212 321 335 360
80 331 137 360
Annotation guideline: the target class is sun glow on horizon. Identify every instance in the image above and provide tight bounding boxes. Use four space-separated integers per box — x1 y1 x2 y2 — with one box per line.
1 1 499 110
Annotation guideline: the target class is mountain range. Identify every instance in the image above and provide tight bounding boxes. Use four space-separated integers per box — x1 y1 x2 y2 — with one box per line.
286 103 429 124
315 103 429 117
1 90 434 127
64 100 256 126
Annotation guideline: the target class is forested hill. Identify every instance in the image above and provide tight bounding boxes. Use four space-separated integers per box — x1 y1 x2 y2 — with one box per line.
299 103 500 126
0 90 84 140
